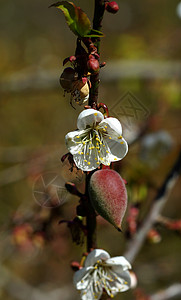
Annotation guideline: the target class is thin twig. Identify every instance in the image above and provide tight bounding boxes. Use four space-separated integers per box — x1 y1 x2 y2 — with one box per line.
89 0 105 107
1 61 181 93
150 283 181 300
124 150 181 263
0 264 74 300
0 148 59 186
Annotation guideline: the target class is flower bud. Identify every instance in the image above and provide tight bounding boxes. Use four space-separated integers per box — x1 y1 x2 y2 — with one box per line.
147 229 161 243
71 261 81 271
106 1 119 14
65 182 82 196
88 169 127 230
87 58 100 73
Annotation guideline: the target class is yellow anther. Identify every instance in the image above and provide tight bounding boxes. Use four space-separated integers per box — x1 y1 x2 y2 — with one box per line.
120 141 124 144
76 136 80 138
86 153 89 155
96 138 100 141
118 135 122 139
95 158 98 161
78 151 81 154
96 162 100 165
98 150 100 153
81 152 84 155
106 150 109 153
87 162 91 165
109 137 112 139
82 141 85 145
94 266 98 269
100 157 104 160
103 145 105 147
105 125 107 128
84 160 87 162
103 128 106 131
81 280 84 283
114 158 117 160
110 294 114 298
94 113 98 116
115 276 118 280
96 147 99 149
125 281 128 284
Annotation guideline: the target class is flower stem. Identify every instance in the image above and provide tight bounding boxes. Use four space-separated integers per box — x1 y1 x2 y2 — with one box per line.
89 0 105 108
86 173 97 252
86 0 106 251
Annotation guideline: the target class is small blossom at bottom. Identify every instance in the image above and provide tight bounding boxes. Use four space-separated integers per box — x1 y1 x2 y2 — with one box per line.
73 249 134 300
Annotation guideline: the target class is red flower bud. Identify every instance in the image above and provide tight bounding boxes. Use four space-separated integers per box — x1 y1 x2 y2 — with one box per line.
71 261 81 271
106 1 119 14
87 58 100 73
147 229 161 244
63 56 76 66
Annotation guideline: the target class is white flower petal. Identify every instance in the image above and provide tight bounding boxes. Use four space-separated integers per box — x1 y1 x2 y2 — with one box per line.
104 137 128 161
65 129 91 155
85 249 110 268
73 266 93 290
129 271 137 289
99 117 122 138
73 153 99 171
81 286 102 300
109 270 132 292
105 256 131 270
77 109 104 130
65 130 83 154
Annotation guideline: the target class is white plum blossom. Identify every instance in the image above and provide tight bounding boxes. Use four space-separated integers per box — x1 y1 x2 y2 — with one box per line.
73 249 132 300
65 109 128 171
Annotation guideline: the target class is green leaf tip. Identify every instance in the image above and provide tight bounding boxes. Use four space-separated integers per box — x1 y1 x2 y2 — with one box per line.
50 1 104 38
49 1 91 37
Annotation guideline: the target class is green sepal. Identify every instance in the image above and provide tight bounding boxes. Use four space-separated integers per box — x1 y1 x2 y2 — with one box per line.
84 29 104 38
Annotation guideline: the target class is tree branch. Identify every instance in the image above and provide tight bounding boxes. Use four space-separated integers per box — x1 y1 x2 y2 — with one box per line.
124 150 181 263
89 0 105 108
150 283 181 300
86 0 106 252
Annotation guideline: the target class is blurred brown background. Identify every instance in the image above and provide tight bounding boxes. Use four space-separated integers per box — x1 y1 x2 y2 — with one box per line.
0 0 181 299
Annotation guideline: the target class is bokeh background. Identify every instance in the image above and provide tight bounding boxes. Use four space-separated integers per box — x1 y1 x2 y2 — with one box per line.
0 0 181 299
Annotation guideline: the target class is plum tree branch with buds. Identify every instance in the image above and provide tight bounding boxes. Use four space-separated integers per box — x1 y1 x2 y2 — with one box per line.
48 1 181 300
53 1 134 299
